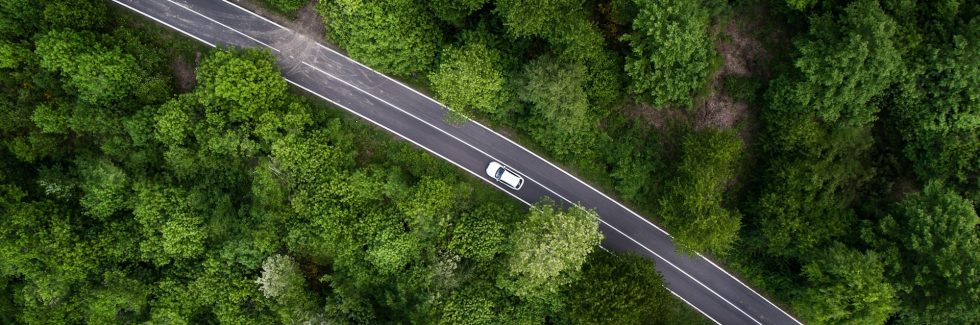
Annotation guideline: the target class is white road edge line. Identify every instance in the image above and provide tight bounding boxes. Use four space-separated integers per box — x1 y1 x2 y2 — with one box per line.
165 0 281 52
116 2 780 324
221 0 292 31
283 80 532 207
301 47 767 325
111 0 216 47
599 219 763 325
672 290 723 325
698 253 801 324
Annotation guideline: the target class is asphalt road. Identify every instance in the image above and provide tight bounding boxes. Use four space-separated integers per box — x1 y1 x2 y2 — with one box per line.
111 1 803 324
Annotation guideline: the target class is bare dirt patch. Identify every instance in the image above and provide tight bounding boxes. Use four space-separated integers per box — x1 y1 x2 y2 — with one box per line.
630 8 774 145
695 16 769 131
171 52 200 92
294 1 325 37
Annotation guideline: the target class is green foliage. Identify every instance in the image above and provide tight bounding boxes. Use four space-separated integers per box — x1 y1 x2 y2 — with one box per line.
562 252 672 325
430 40 510 116
785 0 818 11
789 0 902 126
895 35 979 193
624 0 717 108
77 158 129 220
494 0 584 39
723 75 762 104
659 129 742 254
878 181 980 324
132 182 208 266
259 0 306 15
196 48 287 122
318 0 442 76
517 56 600 160
500 199 603 302
750 0 903 258
795 243 897 324
42 0 108 31
754 118 871 257
429 0 488 25
448 204 510 262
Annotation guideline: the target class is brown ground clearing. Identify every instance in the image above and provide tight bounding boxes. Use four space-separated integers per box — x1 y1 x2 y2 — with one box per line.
171 52 200 92
629 9 774 144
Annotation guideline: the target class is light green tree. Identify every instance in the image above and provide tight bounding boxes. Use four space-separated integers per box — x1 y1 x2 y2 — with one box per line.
430 41 509 116
795 242 897 325
318 0 441 76
500 199 602 302
659 129 742 254
518 56 599 160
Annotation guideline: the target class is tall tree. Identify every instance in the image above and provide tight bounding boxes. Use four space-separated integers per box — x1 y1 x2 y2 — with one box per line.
562 252 673 325
795 242 897 325
499 199 602 303
659 129 742 254
624 0 717 108
318 0 442 76
878 181 980 324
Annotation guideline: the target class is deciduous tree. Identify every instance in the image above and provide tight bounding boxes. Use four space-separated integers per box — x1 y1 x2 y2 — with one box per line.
879 181 980 324
659 129 742 254
429 41 509 116
500 199 602 302
624 0 716 108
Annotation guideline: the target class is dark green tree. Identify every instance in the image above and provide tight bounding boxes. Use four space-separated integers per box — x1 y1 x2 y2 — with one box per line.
562 252 672 325
624 0 717 108
878 181 980 324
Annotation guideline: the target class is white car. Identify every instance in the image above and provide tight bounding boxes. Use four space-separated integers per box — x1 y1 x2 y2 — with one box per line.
486 161 524 190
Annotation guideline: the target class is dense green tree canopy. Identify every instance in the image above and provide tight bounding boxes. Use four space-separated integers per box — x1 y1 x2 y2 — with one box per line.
878 181 980 324
659 129 742 254
3 0 978 323
562 252 673 325
624 0 717 108
318 0 442 76
795 243 897 324
430 40 510 116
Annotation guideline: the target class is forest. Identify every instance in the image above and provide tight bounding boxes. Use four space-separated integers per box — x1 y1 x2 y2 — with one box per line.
1 0 978 324
0 0 705 324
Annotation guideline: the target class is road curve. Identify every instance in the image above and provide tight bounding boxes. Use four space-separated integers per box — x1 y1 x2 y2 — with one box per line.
111 0 803 324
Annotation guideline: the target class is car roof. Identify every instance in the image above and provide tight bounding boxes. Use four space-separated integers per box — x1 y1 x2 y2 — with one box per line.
499 170 522 187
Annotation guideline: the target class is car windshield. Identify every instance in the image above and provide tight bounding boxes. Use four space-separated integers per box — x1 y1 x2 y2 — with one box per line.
495 168 504 179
